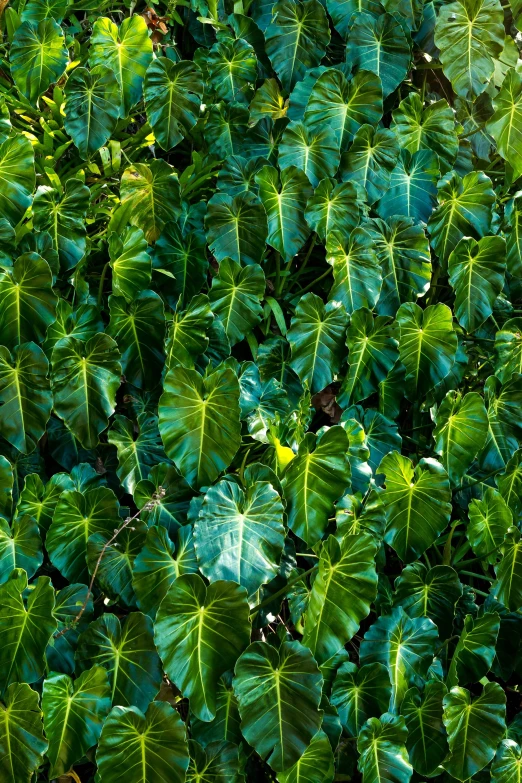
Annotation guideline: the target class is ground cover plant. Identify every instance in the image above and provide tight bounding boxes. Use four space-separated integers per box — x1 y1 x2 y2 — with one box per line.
1 0 522 781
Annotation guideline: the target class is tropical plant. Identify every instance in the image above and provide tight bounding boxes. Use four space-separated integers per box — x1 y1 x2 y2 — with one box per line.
0 0 521 781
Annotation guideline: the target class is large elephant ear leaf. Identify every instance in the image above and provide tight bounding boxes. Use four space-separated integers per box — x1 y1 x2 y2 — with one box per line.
433 390 488 486
108 414 166 494
492 740 522 783
397 302 457 399
64 65 120 159
287 293 348 393
283 426 351 546
0 682 48 783
205 191 268 266
446 611 500 687
207 37 258 103
208 258 265 346
0 343 52 455
159 364 241 489
155 574 251 721
233 640 323 772
118 160 181 243
434 0 504 100
256 165 313 262
279 121 340 188
391 93 459 172
42 665 112 779
331 661 392 737
379 451 452 562
0 254 57 350
10 19 68 106
486 68 522 178
51 333 121 450
152 223 208 306
401 681 448 776
442 682 506 781
448 236 506 332
277 730 334 783
0 515 43 582
393 563 463 639
95 702 190 783
0 135 35 230
377 150 439 223
357 713 413 783
194 478 285 595
340 125 399 204
90 15 153 117
32 178 90 272
302 532 378 665
491 525 522 610
144 58 203 150
467 487 512 564
264 0 330 91
305 179 361 241
494 319 522 385
326 227 382 314
108 226 152 303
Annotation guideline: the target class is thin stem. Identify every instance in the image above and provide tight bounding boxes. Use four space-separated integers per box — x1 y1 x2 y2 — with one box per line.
459 570 494 583
97 261 110 308
458 468 502 491
250 565 318 617
292 267 332 297
454 543 503 568
442 520 460 565
274 251 281 296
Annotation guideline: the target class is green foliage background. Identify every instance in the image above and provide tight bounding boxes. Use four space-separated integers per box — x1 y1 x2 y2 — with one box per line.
0 0 522 780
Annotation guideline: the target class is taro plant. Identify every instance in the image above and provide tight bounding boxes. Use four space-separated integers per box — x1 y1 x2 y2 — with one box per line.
0 0 522 781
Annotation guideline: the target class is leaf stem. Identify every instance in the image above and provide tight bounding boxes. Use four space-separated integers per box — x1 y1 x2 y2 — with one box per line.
249 565 318 617
292 267 332 298
97 261 110 308
459 570 494 583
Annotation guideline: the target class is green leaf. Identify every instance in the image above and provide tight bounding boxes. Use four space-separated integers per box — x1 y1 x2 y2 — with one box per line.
90 15 153 117
0 135 35 230
401 681 448 776
338 308 398 407
190 676 242 746
467 487 513 563
133 462 194 533
208 258 265 346
87 521 147 608
305 179 361 242
345 13 411 98
0 515 43 583
495 319 522 384
43 300 103 360
376 150 439 223
165 294 212 371
32 179 90 272
187 739 243 783
485 68 522 177
0 254 57 350
0 343 52 454
107 291 165 390
234 640 323 771
46 583 93 676
155 574 251 721
279 121 340 188
360 608 439 712
205 192 268 267
144 58 203 150
391 93 459 172
287 293 348 393
153 223 208 307
42 665 111 779
277 730 335 783
132 524 198 619
492 526 522 610
159 365 241 489
108 414 166 494
357 713 413 783
305 69 383 150
492 739 522 783
434 0 504 100
264 0 330 91
15 472 73 534
447 611 500 687
283 426 351 546
427 170 496 268
195 478 285 595
51 333 121 449
433 390 489 486
207 37 257 103
118 160 181 243
397 302 457 400
331 661 391 737
46 486 120 582
367 217 431 317
10 19 68 106
0 682 48 783
442 682 506 780
0 569 56 692
64 65 120 159
448 236 506 333
108 227 152 303
256 165 313 262
340 124 399 204
393 563 463 639
76 612 163 711
302 532 378 664
95 702 189 783
326 227 382 314
379 451 452 562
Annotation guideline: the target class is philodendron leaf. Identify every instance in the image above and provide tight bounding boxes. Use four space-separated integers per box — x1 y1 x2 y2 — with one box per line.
95 702 190 783
0 254 58 350
467 487 513 563
76 612 163 711
442 682 506 780
447 611 500 687
144 58 203 150
496 449 522 516
256 165 313 261
340 125 399 203
491 739 522 783
0 682 48 783
495 319 522 384
32 178 90 272
287 293 348 393
159 364 241 489
326 227 382 314
357 713 413 783
165 294 212 371
87 521 147 608
433 390 489 487
491 526 522 610
393 563 463 639
207 37 257 103
391 93 459 172
331 661 392 737
10 19 68 106
233 640 323 771
205 192 268 267
401 681 448 776
118 160 181 243
302 532 378 665
51 333 121 450
155 574 251 721
195 478 285 595
0 515 43 583
208 258 265 346
277 730 334 783
0 343 52 454
360 607 439 712
0 569 57 693
64 65 120 159
108 414 166 494
279 121 340 187
305 179 361 241
283 426 351 546
108 227 151 303
0 135 35 230
42 665 111 779
152 223 208 307
377 150 439 223
487 69 522 179
379 451 452 562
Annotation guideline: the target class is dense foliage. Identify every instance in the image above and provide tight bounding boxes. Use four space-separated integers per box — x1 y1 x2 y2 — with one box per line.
1 0 522 780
